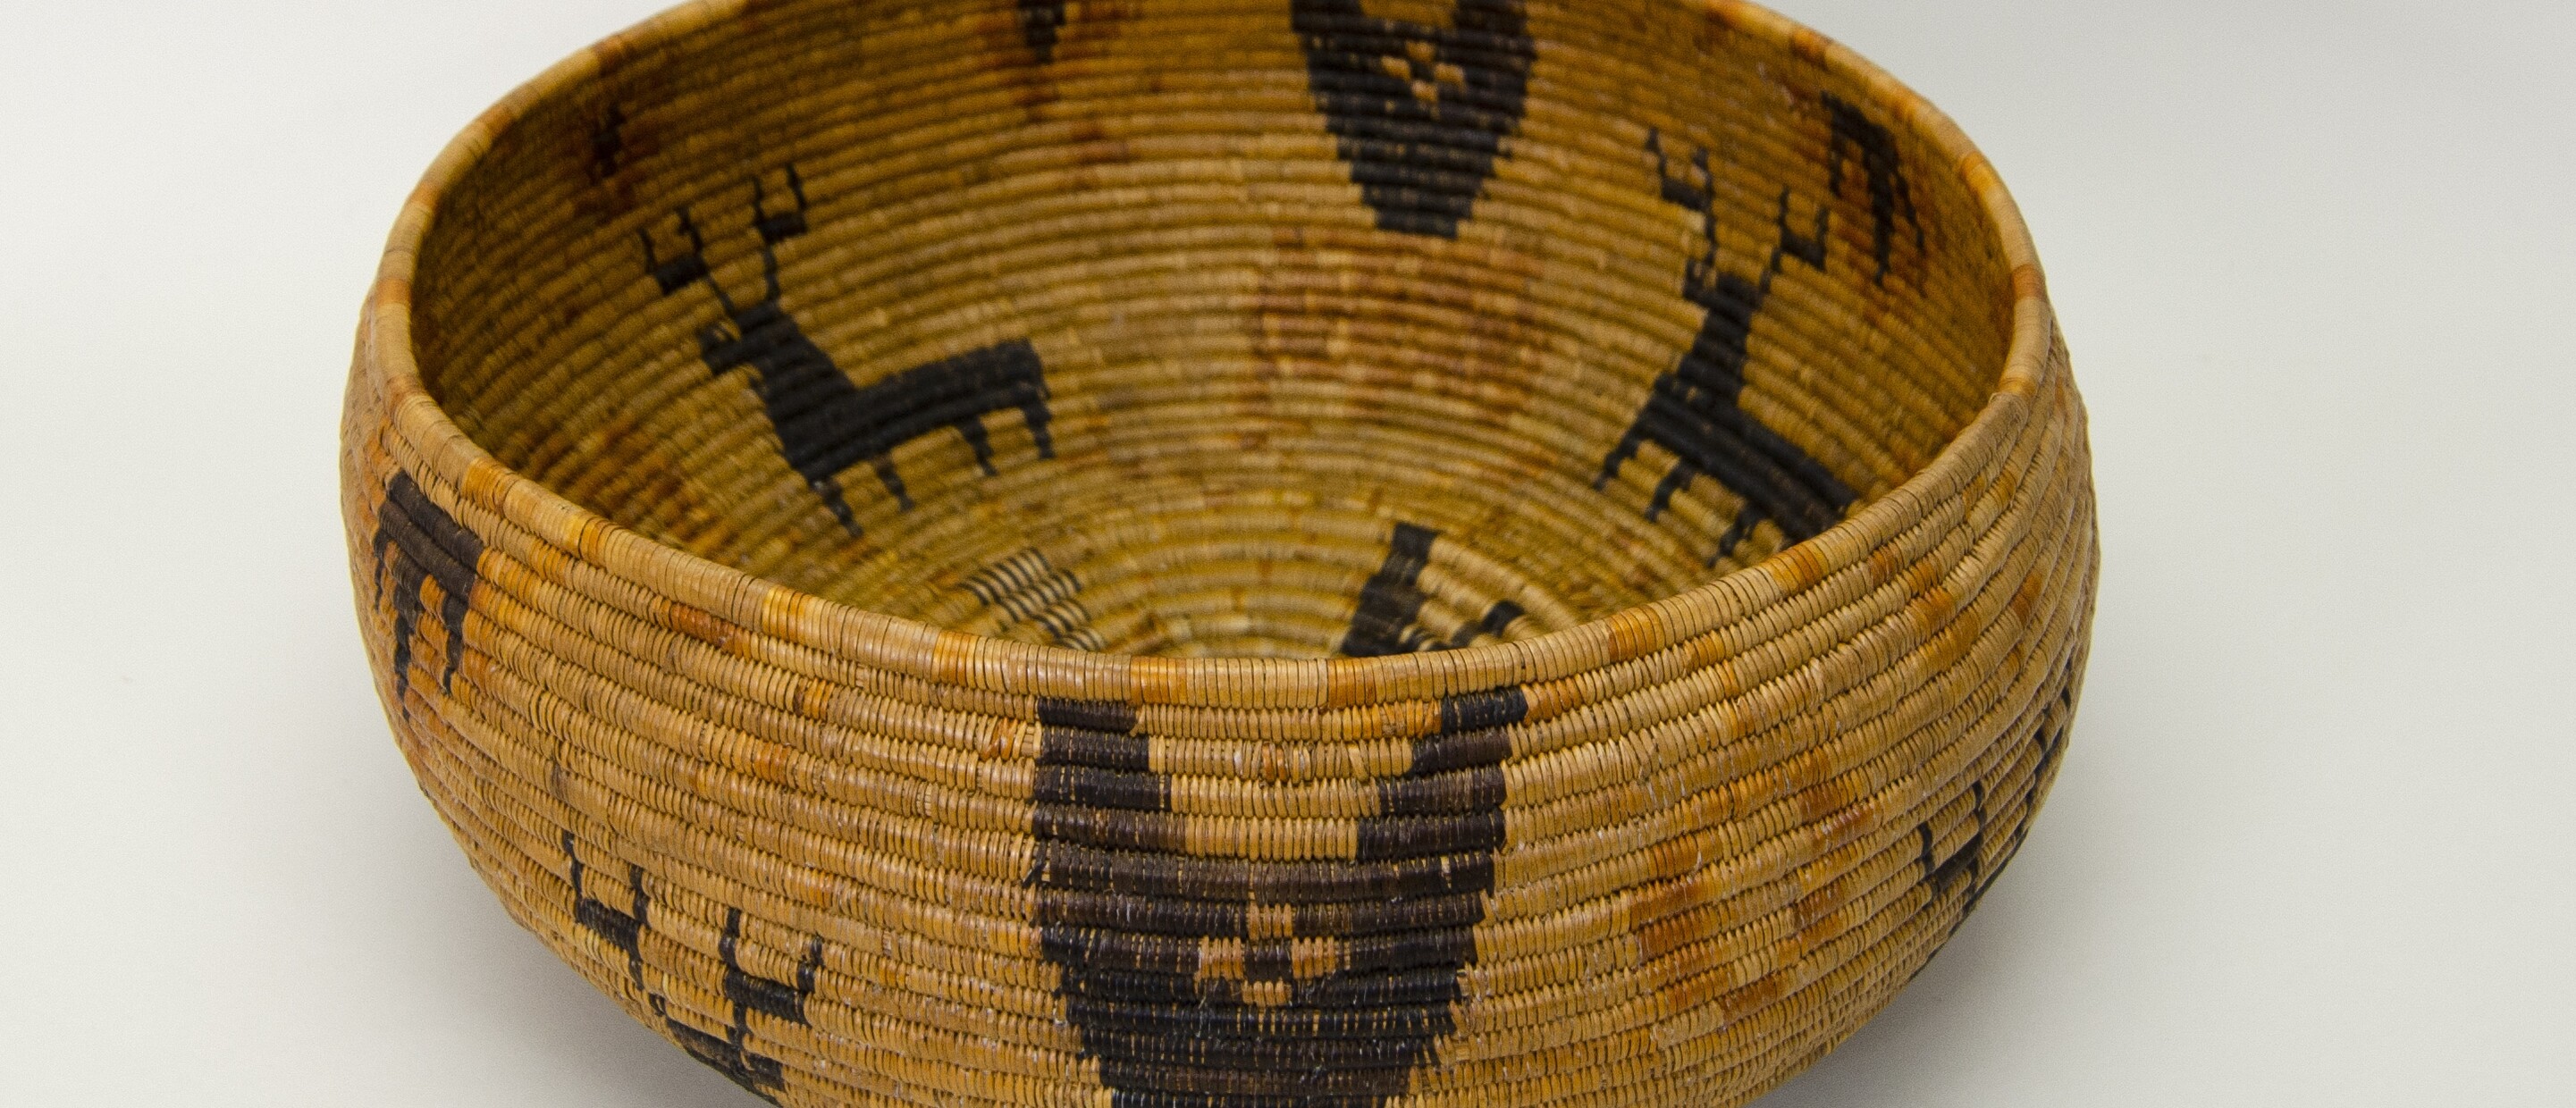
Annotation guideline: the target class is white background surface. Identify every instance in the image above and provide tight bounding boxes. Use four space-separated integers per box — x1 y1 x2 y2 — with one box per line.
3 1 2570 1104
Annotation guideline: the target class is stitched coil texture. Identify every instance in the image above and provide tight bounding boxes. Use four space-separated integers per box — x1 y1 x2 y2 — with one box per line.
343 1 2097 1104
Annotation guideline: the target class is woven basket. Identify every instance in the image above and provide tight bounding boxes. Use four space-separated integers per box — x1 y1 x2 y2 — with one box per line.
341 0 2094 1104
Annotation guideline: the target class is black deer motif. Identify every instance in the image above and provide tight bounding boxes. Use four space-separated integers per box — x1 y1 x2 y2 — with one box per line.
1292 0 1536 239
1027 690 1521 1106
1340 523 1527 657
371 472 484 709
1595 129 1862 565
644 164 1056 536
566 834 824 1104
1912 663 2078 970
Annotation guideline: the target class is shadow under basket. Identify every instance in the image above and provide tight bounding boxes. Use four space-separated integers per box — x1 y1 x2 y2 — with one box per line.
342 0 2097 1104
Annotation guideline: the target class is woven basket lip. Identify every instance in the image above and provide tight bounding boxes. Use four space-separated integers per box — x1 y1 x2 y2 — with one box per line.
358 0 2057 708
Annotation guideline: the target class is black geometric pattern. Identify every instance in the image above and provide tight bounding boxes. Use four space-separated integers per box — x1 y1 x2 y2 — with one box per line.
1028 689 1523 1106
1823 93 1925 286
1293 0 1536 239
1340 523 1526 658
964 549 1107 651
1021 0 1069 63
371 472 484 708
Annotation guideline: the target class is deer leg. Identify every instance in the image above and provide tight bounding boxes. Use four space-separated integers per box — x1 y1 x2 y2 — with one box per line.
812 476 864 534
1595 430 1646 490
867 457 913 512
1019 398 1056 459
955 416 998 476
1707 508 1765 567
1646 461 1696 522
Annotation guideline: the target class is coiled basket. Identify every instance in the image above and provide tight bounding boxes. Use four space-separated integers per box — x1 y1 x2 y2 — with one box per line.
342 0 2096 1104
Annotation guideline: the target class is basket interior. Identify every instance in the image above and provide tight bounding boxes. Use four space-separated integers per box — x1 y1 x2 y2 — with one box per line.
409 0 2015 659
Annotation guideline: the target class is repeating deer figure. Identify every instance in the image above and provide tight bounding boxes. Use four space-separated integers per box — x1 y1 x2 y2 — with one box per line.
643 164 1055 537
1595 130 1858 564
566 834 824 1104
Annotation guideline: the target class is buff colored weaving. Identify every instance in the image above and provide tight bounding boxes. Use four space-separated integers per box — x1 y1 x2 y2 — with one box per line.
341 1 2096 1104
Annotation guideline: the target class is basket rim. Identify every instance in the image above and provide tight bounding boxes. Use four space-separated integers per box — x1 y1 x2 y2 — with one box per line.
357 0 2058 707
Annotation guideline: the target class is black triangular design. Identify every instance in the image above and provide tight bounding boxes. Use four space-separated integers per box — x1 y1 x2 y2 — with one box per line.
1293 0 1536 239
